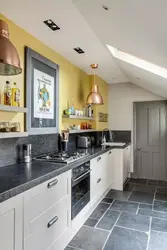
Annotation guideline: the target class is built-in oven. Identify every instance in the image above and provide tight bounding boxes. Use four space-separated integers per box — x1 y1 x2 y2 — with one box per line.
71 161 90 220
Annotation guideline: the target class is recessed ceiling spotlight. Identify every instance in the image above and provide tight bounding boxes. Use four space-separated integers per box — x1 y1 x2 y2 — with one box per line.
44 19 60 31
74 47 85 54
102 4 109 11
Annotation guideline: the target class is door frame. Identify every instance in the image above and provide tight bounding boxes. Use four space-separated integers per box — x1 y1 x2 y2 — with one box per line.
133 100 167 179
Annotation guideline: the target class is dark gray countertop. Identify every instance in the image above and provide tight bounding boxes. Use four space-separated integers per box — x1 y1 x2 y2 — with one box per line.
0 142 130 203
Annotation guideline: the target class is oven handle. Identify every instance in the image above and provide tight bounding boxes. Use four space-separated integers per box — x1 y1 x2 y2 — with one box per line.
72 170 91 182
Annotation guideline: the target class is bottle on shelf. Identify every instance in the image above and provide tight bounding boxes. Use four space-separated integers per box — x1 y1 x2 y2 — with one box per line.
12 82 20 107
88 104 92 117
70 98 75 115
4 81 12 106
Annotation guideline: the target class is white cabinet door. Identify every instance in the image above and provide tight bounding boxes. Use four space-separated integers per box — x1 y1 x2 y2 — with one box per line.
111 149 124 190
126 145 131 173
90 153 108 202
0 195 23 250
107 150 113 187
123 146 131 183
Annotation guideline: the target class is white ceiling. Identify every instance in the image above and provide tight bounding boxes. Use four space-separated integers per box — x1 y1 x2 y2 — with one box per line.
1 0 167 97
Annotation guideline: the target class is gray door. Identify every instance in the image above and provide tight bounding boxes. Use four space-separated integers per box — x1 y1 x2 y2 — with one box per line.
134 101 167 180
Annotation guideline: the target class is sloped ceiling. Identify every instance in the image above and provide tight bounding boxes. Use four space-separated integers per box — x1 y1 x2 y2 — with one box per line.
74 0 167 98
1 0 167 97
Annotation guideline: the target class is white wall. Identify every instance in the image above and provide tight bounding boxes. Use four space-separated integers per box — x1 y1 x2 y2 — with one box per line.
109 82 164 130
108 82 165 173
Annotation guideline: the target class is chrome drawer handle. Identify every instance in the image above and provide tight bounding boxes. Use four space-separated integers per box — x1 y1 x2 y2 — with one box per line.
97 157 101 161
97 178 102 184
47 179 58 188
47 216 58 228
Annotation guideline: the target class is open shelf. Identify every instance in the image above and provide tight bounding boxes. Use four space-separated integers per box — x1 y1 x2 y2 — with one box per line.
62 115 94 120
69 129 97 134
0 104 28 113
0 132 28 139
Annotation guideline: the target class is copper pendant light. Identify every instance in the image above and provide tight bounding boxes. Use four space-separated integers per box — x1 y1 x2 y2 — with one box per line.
86 64 104 105
0 20 22 75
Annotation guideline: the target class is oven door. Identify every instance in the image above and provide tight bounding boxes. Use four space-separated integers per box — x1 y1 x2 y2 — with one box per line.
71 170 90 220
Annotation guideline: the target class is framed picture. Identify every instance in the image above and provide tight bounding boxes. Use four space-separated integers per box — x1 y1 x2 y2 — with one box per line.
25 47 59 134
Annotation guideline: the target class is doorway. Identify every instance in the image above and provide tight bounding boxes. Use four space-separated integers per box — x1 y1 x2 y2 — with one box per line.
133 101 167 180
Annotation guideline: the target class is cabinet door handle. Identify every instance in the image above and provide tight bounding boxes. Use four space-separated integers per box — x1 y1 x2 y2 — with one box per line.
47 216 58 228
97 178 102 183
47 179 58 188
137 148 141 151
109 151 112 155
97 157 101 161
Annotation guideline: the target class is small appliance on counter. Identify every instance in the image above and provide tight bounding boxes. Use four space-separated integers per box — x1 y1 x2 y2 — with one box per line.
23 144 32 163
77 136 91 148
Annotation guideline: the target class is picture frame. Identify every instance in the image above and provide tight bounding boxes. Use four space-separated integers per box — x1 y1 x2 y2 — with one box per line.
25 47 59 135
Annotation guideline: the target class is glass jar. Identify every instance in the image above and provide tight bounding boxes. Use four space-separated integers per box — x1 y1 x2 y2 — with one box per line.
0 122 11 132
11 122 21 132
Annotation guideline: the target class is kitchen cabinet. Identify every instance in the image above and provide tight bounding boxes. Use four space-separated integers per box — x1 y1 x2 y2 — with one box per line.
109 145 131 191
123 145 131 183
90 153 108 203
0 194 23 250
24 170 71 250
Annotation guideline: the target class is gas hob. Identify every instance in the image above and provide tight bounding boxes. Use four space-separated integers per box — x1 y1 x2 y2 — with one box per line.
34 151 89 164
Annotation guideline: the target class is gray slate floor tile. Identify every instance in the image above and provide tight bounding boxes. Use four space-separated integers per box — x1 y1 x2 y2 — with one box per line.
65 247 82 250
151 217 167 232
90 202 110 220
129 191 154 204
155 193 167 201
103 226 148 250
148 231 167 250
102 197 114 204
123 182 135 191
156 187 167 194
139 204 152 210
138 208 167 219
147 179 158 185
84 218 98 227
154 200 167 212
110 200 138 213
96 210 120 231
69 226 109 250
134 184 156 193
105 190 131 201
128 178 147 184
117 212 150 232
157 180 167 187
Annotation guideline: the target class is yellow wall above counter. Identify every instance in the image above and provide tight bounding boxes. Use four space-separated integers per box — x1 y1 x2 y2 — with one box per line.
0 14 108 132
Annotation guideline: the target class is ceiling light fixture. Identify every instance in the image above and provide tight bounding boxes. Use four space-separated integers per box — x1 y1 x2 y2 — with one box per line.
44 19 60 31
0 20 22 75
102 4 109 11
107 44 167 79
86 64 104 105
74 47 85 54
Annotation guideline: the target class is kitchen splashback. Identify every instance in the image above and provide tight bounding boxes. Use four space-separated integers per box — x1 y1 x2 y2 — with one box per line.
0 134 58 167
69 130 131 150
0 130 131 167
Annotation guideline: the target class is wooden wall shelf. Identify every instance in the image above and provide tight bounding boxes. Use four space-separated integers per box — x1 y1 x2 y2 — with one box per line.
0 132 28 139
62 115 94 120
0 104 28 113
69 129 97 134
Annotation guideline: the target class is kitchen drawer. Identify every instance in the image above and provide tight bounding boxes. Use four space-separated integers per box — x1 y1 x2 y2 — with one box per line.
90 155 108 201
24 170 71 235
91 170 104 201
24 195 70 250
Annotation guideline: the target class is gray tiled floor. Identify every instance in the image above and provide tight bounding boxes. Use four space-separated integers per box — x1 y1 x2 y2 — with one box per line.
66 178 167 250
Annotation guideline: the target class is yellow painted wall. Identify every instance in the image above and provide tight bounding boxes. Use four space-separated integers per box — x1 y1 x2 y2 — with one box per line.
0 14 108 132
